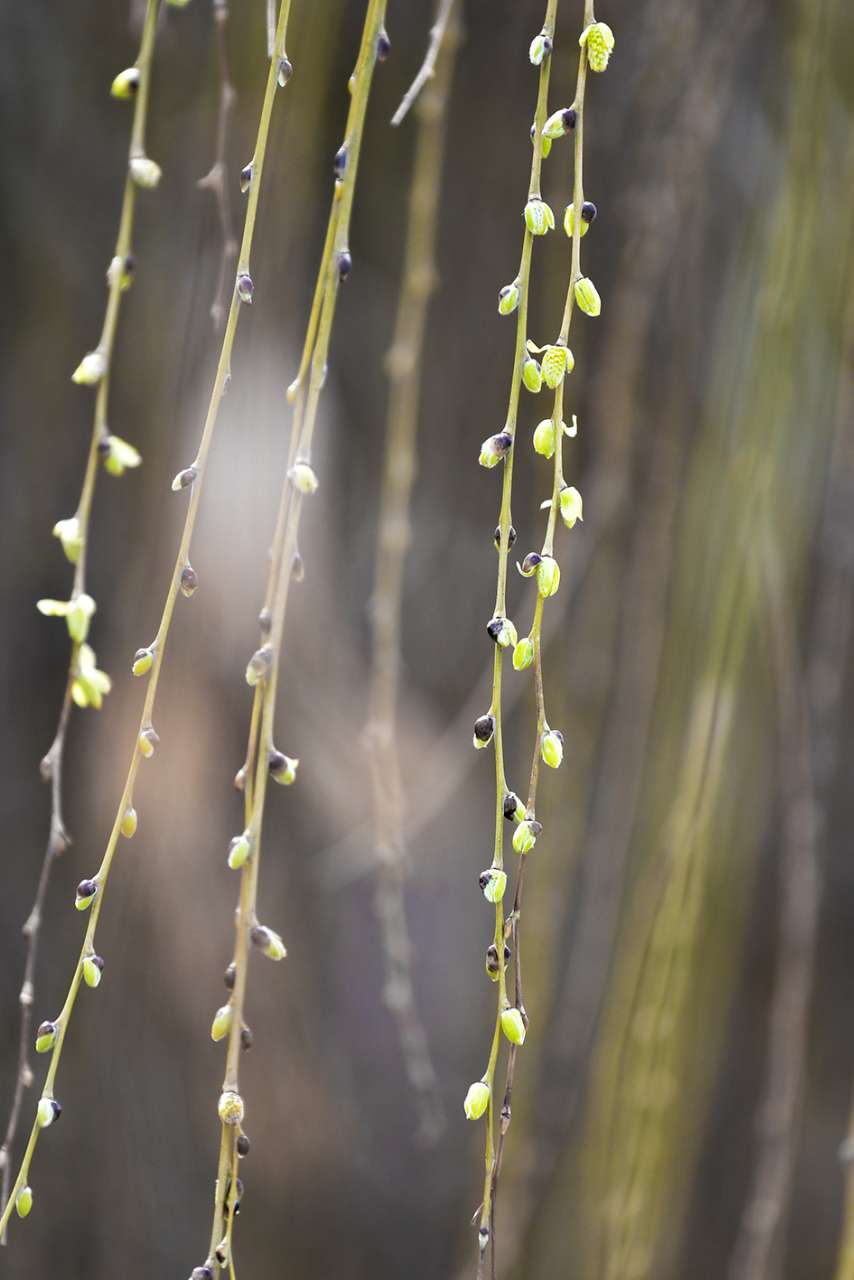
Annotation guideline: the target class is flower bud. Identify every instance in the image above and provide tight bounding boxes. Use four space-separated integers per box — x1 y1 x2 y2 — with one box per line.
581 200 597 224
180 564 199 597
15 1185 33 1218
129 156 162 189
337 250 352 281
560 485 583 529
536 555 560 597
541 727 564 769
485 942 511 980
110 67 140 99
478 868 507 905
37 1098 61 1128
289 461 319 495
35 1021 57 1054
240 162 253 194
512 636 534 670
71 350 107 386
528 32 552 65
498 281 520 316
524 199 555 236
241 1026 253 1051
228 833 252 871
250 925 287 961
101 434 142 476
522 356 543 393
236 1133 250 1156
464 1081 490 1120
377 29 391 60
512 820 541 854
75 879 98 911
575 275 602 316
543 345 574 388
236 272 254 304
533 419 556 459
69 594 96 643
503 792 525 823
563 203 590 240
121 806 138 838
82 954 104 989
486 616 517 649
192 1269 214 1280
479 432 513 468
246 645 273 687
501 1007 527 1046
276 57 293 88
138 726 160 758
518 551 542 578
494 524 517 550
543 107 577 140
269 751 299 785
52 517 83 564
211 1004 233 1042
580 21 615 72
171 465 198 491
218 1090 244 1125
107 254 135 291
472 713 495 749
132 647 154 677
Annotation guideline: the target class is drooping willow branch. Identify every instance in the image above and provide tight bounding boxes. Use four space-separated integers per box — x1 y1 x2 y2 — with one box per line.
198 0 238 332
464 5 613 1276
390 0 455 127
0 0 295 1242
0 0 166 1236
363 0 460 1147
194 3 389 1275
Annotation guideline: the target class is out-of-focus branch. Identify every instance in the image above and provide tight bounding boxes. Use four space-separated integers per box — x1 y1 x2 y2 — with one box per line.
391 0 456 127
198 0 238 331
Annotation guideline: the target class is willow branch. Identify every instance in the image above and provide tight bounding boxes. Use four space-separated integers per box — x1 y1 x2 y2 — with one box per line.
391 0 456 126
198 0 238 332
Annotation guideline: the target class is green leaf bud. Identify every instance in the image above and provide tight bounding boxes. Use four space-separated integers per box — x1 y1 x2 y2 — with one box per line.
517 551 542 578
107 254 135 292
501 1007 527 1046
543 107 577 140
542 727 564 769
528 32 552 65
563 203 590 240
171 465 198 492
512 819 542 854
132 647 154 677
512 636 534 670
522 356 543 393
541 134 552 159
533 418 556 459
52 517 82 564
486 615 517 649
541 346 569 389
110 67 140 100
211 1004 233 1042
166 0 193 7
180 564 199 598
579 21 615 73
82 954 104 989
478 868 507 905
129 156 162 189
101 434 142 476
524 198 555 236
138 726 160 758
75 878 98 911
560 485 583 529
288 461 318 495
479 432 513 468
498 281 520 316
503 792 526 823
536 555 560 597
71 350 107 386
464 1081 490 1120
121 806 138 838
575 275 602 316
15 1185 33 1219
71 644 111 709
250 925 287 961
269 750 299 785
218 1090 244 1126
37 1098 61 1128
228 833 252 871
35 1020 57 1055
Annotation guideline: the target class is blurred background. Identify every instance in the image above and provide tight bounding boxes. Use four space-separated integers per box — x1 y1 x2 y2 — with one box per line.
1 0 853 1277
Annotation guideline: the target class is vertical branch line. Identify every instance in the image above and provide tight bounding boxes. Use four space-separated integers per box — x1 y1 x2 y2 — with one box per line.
365 0 461 1144
0 0 296 1242
198 0 238 331
199 2 389 1273
0 0 163 1239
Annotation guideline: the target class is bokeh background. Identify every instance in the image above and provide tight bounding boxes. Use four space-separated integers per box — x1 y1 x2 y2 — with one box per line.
1 1 853 1277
